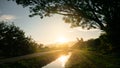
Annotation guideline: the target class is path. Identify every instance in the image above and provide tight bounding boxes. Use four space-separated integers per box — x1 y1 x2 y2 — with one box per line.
0 50 62 64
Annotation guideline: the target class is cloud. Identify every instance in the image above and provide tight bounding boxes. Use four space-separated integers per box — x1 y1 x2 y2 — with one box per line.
0 15 16 21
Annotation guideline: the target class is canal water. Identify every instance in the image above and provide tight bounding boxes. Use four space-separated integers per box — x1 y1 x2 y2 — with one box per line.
42 52 71 68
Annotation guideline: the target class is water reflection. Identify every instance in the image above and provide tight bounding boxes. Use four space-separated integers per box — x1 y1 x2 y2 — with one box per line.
58 55 70 67
42 52 71 68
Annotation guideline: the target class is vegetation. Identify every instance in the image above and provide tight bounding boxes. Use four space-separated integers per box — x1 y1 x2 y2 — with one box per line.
0 51 65 68
1 0 120 67
10 0 120 53
65 50 120 68
0 21 119 68
66 34 120 68
86 34 112 54
0 21 69 68
0 21 38 58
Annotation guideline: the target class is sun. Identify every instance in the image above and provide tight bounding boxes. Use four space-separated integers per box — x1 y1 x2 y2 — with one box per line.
57 37 68 43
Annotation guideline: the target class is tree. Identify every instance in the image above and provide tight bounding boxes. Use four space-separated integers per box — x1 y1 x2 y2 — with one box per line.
0 21 37 58
10 0 120 53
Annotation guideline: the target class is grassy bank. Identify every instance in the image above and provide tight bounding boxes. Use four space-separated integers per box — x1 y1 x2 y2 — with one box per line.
0 51 65 68
65 49 120 68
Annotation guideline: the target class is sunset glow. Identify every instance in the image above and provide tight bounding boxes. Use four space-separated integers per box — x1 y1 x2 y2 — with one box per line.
56 37 68 43
0 0 102 44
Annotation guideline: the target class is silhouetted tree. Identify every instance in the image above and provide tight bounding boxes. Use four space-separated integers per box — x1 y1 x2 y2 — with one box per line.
10 0 120 53
0 22 37 58
39 43 44 48
72 37 86 49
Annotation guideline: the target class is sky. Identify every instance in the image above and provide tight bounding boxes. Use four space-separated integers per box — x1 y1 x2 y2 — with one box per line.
0 0 102 44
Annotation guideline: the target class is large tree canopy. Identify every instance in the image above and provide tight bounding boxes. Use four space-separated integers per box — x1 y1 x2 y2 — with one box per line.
10 0 120 52
10 0 120 29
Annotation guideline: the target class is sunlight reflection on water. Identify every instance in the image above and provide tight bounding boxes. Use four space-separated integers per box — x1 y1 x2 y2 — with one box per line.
42 52 71 68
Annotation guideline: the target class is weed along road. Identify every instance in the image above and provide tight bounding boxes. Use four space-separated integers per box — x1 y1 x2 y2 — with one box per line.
0 50 63 64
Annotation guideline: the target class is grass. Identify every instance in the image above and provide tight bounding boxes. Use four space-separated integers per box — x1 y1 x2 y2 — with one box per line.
65 49 120 68
0 51 65 68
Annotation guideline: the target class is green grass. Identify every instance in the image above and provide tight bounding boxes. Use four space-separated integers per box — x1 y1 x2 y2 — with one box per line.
65 49 120 68
0 51 65 68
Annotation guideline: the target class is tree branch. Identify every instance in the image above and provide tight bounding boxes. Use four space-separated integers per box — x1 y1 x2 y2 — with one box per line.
86 0 105 30
56 12 73 16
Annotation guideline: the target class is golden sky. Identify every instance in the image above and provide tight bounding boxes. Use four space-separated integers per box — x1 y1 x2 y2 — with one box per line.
0 0 102 44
